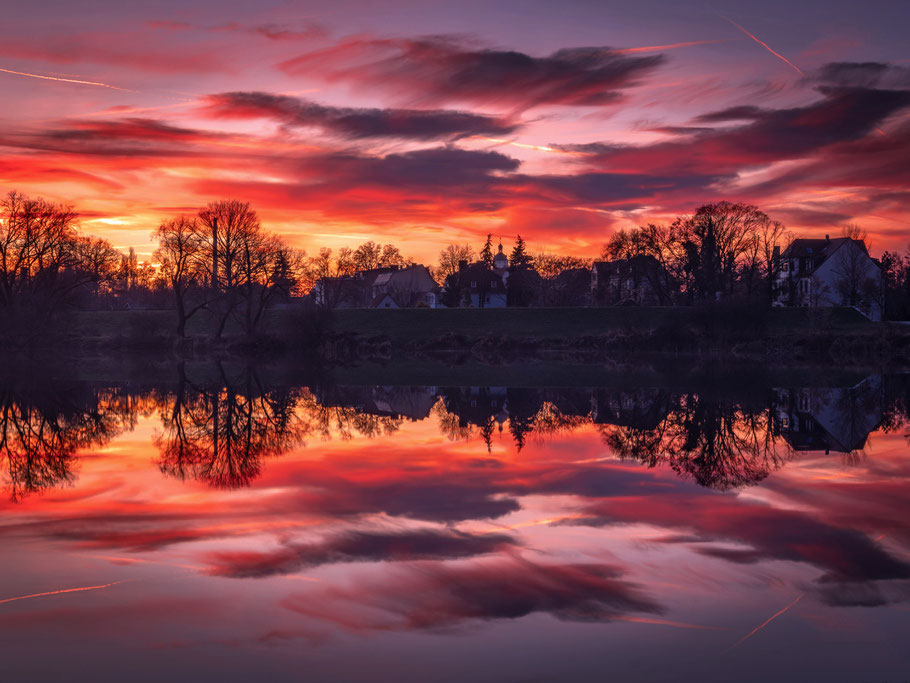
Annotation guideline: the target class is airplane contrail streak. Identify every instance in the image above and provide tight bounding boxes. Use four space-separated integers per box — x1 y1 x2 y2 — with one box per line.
615 40 726 54
725 19 803 75
0 580 125 606
615 615 727 630
0 66 137 92
729 593 804 650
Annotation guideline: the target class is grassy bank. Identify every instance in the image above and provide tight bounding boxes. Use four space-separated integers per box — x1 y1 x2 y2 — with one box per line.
328 306 872 342
12 304 905 367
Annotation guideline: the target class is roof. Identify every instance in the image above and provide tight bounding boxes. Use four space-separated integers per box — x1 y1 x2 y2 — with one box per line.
593 255 663 277
458 262 505 289
782 237 856 259
377 265 438 292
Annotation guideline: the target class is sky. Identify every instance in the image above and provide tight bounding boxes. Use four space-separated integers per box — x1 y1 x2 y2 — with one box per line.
1 0 909 261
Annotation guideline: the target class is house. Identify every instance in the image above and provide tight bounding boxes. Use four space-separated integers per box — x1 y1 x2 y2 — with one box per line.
450 260 508 308
773 236 883 320
544 267 591 307
311 267 397 308
370 265 441 308
590 255 673 306
312 265 441 309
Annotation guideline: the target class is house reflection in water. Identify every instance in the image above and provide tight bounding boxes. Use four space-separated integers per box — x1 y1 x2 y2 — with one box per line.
315 385 439 421
774 375 883 454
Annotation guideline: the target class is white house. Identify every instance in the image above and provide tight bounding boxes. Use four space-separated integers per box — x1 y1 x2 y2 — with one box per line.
773 236 883 321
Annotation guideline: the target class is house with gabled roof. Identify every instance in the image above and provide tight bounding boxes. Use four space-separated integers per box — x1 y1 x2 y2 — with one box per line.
773 236 882 320
370 264 441 308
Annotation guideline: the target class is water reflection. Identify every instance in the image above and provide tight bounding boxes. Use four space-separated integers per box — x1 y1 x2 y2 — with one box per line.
0 369 903 498
155 365 309 488
0 379 134 500
1 366 909 682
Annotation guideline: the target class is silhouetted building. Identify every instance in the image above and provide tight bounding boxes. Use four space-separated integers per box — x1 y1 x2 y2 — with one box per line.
591 255 674 306
452 261 508 308
773 237 883 320
370 265 441 308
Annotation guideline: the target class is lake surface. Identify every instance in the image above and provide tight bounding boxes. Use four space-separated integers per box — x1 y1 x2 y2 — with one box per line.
1 364 909 682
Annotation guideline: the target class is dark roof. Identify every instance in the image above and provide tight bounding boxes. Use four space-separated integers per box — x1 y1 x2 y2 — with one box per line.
781 237 867 260
593 254 663 277
458 262 505 290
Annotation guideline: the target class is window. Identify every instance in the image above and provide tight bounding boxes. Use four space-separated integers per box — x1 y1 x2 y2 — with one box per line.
470 280 477 288
781 261 788 272
491 281 497 288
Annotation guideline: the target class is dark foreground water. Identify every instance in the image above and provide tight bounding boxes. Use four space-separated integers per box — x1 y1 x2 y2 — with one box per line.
1 364 908 682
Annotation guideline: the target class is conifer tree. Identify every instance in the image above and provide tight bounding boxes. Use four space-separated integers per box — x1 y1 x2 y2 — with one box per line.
479 233 494 268
509 235 533 269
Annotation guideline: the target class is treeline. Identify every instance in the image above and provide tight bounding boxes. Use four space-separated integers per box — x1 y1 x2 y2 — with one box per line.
4 190 910 347
0 190 437 343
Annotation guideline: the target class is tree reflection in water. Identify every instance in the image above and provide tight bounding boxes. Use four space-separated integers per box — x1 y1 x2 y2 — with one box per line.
600 394 784 489
155 365 311 488
0 378 133 500
1 368 902 498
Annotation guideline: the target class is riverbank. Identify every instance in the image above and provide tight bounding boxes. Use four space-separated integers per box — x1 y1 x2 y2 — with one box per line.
7 305 909 367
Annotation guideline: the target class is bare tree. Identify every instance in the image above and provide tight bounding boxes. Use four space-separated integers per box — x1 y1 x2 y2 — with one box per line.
0 191 122 337
306 247 356 309
197 200 262 337
669 202 771 301
154 216 208 337
437 243 475 280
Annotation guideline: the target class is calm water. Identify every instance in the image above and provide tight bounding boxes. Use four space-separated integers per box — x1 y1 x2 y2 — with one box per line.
1 365 909 682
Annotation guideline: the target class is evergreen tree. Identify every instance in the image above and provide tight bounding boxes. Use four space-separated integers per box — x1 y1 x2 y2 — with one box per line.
509 235 533 269
479 233 494 268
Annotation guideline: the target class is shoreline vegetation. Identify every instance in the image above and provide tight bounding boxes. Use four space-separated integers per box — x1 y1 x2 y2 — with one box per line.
3 191 910 369
18 304 910 369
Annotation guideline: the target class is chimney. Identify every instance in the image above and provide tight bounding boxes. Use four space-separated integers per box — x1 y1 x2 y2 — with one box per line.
772 245 780 269
825 234 829 242
458 259 468 272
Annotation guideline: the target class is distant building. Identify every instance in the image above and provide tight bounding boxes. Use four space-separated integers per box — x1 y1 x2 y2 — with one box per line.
545 267 591 307
451 260 508 308
773 236 883 320
312 265 441 309
370 265 441 308
590 255 674 306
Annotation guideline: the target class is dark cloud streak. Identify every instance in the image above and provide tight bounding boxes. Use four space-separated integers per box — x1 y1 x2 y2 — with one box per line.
203 91 520 140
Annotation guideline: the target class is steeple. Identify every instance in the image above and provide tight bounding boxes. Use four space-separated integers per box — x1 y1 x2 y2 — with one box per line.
493 241 508 270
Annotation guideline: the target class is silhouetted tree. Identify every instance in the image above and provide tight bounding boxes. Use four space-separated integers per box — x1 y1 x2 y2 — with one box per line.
509 235 533 269
669 202 771 301
0 191 121 340
479 233 495 268
437 243 475 280
155 216 209 337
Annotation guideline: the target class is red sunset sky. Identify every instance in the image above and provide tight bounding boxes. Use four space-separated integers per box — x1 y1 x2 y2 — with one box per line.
2 0 908 261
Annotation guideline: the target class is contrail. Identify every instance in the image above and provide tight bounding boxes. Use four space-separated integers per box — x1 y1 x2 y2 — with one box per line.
0 66 137 92
729 593 804 650
725 18 803 75
0 580 126 606
615 40 726 54
615 615 727 631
